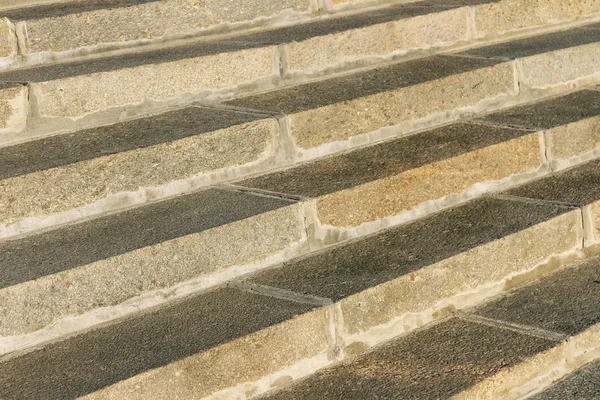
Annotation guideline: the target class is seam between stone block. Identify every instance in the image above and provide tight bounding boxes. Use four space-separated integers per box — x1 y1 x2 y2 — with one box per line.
457 313 568 342
486 194 580 209
466 119 540 132
231 281 332 306
218 183 311 202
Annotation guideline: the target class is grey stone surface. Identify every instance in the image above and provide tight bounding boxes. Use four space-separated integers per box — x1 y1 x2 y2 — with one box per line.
244 197 572 301
226 55 504 114
480 90 600 130
475 256 600 336
238 122 533 197
0 286 318 400
531 359 600 399
0 0 156 20
458 26 600 59
0 3 497 83
260 318 555 400
505 159 600 206
0 106 266 180
0 187 294 289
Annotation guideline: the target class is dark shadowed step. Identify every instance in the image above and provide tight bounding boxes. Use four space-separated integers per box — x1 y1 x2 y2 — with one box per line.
0 286 317 400
478 90 600 130
259 318 555 400
0 188 295 289
0 106 266 181
530 359 600 399
242 197 571 301
0 0 158 20
504 159 600 206
458 23 600 60
474 255 600 336
236 122 533 198
0 0 495 83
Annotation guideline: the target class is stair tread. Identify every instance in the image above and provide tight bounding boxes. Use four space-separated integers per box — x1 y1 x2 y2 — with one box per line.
531 359 600 399
260 255 600 399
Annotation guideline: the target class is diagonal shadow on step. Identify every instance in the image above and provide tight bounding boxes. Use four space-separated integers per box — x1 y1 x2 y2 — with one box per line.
0 0 500 82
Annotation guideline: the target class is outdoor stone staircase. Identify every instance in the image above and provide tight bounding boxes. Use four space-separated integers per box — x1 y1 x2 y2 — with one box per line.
1 0 600 399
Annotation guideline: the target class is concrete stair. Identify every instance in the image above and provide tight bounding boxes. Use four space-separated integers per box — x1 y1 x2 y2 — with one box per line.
2 0 600 398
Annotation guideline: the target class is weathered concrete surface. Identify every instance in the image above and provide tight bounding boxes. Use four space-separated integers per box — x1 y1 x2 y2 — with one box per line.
0 286 320 399
505 159 600 243
240 123 542 227
0 108 276 229
228 55 514 149
479 90 600 162
260 318 555 399
21 0 311 53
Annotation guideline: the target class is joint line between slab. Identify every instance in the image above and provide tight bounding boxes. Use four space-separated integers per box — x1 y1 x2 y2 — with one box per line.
487 193 580 209
232 281 332 307
467 119 541 132
218 183 311 202
457 313 568 342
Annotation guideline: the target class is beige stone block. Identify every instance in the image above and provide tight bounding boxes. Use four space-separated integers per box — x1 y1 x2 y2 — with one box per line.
37 47 274 118
316 132 542 227
82 308 330 400
548 116 600 161
0 204 305 336
0 84 27 135
0 119 274 228
0 18 15 58
519 42 600 89
473 0 600 37
289 61 516 149
338 210 579 336
24 0 310 53
287 8 469 72
591 201 600 243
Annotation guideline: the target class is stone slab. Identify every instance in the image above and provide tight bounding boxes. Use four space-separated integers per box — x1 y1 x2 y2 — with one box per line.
227 55 513 149
0 204 304 336
22 0 310 53
286 6 469 72
460 26 600 89
245 197 574 301
479 90 600 161
0 0 157 20
83 308 330 400
473 0 600 37
530 359 600 399
0 83 27 135
0 106 268 180
474 256 600 336
504 159 600 241
0 187 295 289
260 318 555 399
239 122 541 226
0 286 319 399
0 108 275 228
36 46 273 118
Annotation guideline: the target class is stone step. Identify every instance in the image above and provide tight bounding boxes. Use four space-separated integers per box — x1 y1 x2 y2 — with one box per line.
2 27 599 240
256 253 600 400
528 359 600 399
1 87 598 347
1 15 599 143
0 194 583 399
